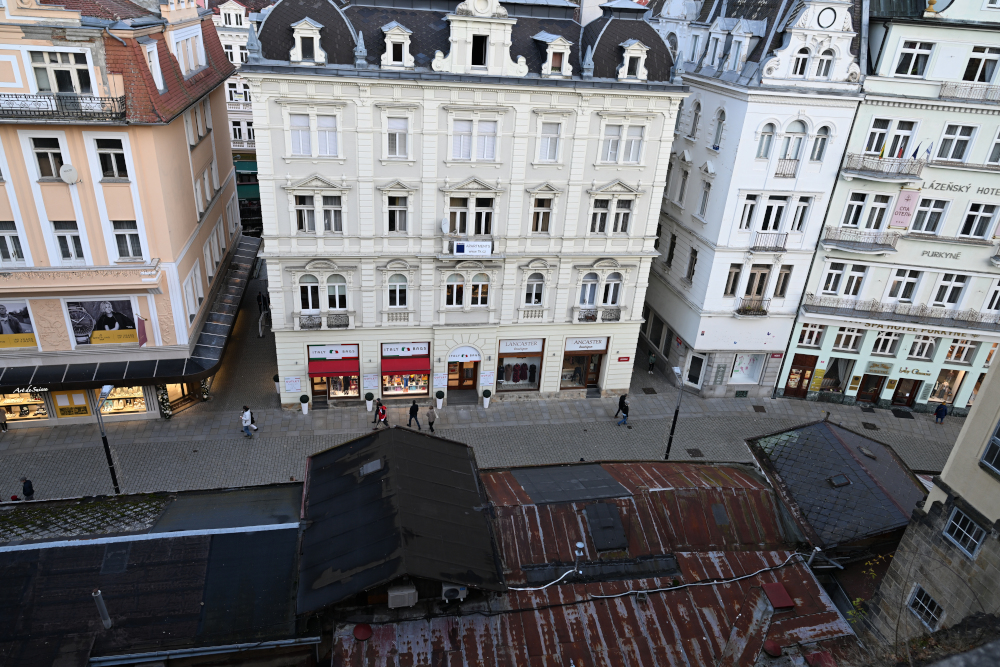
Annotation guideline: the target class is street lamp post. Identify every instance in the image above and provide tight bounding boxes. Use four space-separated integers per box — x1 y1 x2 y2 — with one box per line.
664 367 683 461
96 384 122 494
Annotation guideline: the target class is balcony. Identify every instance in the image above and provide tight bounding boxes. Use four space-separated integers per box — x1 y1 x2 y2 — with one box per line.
574 305 624 323
328 313 350 329
774 159 799 179
227 101 253 112
939 82 1000 104
841 153 924 183
734 296 770 317
518 307 546 323
232 139 256 150
750 232 788 252
0 93 126 123
820 226 900 254
802 294 1000 332
300 315 321 330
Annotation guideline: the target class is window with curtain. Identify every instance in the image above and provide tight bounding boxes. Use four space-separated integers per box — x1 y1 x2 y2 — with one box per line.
445 274 464 306
757 124 774 158
525 273 543 305
388 274 407 307
290 114 309 155
470 273 489 306
327 274 347 310
580 272 598 306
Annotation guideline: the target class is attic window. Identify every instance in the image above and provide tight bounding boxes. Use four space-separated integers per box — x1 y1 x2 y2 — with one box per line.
302 37 315 61
626 56 639 76
552 52 563 69
829 474 851 488
472 35 488 67
392 43 403 63
617 40 649 81
290 18 326 65
360 459 382 476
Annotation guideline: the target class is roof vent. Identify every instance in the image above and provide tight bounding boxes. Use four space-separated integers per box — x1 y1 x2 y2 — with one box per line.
761 582 795 611
828 474 851 488
360 459 382 476
584 502 628 551
858 446 877 460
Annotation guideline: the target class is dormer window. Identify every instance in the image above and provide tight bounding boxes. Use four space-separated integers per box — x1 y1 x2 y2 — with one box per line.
392 43 403 63
472 35 488 67
626 56 639 76
290 18 326 65
618 40 649 81
381 22 414 69
143 43 164 90
793 48 809 76
302 37 315 61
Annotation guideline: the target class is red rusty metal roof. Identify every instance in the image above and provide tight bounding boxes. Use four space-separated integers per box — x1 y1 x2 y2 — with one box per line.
329 463 856 667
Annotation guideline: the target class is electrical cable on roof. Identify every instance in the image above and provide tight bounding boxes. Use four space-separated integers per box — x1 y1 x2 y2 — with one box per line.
507 567 581 591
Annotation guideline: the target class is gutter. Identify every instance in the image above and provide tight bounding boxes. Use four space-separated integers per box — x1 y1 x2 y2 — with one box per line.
88 637 322 666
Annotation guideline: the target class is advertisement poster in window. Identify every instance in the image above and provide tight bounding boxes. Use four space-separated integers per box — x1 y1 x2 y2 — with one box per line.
67 299 138 345
0 299 37 349
729 353 765 384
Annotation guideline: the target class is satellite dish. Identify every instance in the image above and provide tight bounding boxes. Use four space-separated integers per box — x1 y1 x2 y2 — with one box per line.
59 164 79 185
440 218 449 234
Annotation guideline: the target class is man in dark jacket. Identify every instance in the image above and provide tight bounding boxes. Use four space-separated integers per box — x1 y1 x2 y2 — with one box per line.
20 477 33 501
935 403 949 424
614 394 628 418
372 398 382 424
408 401 421 430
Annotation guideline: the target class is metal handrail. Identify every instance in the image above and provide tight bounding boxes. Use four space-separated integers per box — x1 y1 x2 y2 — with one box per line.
735 296 770 316
0 93 126 121
802 293 1000 331
842 153 924 177
751 232 788 252
822 226 901 248
939 81 1000 103
774 159 799 178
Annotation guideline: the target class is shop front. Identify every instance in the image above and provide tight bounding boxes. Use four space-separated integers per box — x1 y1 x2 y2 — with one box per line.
496 339 543 392
1 390 48 422
854 361 893 403
308 344 361 402
928 368 966 406
783 354 817 399
381 342 430 397
447 346 480 391
561 337 608 390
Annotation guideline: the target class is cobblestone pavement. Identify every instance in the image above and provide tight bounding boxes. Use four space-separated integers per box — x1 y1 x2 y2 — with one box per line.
0 276 964 501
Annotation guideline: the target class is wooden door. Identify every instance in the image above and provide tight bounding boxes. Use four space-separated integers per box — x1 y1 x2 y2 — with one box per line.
784 354 818 398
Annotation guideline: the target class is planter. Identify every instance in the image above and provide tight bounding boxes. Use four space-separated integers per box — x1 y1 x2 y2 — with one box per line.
366 400 374 412
483 396 490 408
435 390 445 409
300 395 309 415
436 398 444 409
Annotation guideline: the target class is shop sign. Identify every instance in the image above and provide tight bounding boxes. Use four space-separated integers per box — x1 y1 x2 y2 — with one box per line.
381 342 430 357
565 337 608 352
888 189 920 229
308 344 359 360
618 357 630 362
499 339 543 354
453 241 492 256
770 353 784 359
844 320 980 338
67 299 139 345
898 366 933 376
480 370 495 387
363 374 379 391
13 385 47 393
447 346 482 362
920 250 961 260
866 361 894 375
0 299 37 349
887 379 899 390
284 377 301 392
808 369 827 392
433 372 448 388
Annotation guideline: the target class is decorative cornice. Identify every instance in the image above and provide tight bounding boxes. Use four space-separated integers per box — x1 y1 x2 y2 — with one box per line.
863 96 1000 116
441 105 511 114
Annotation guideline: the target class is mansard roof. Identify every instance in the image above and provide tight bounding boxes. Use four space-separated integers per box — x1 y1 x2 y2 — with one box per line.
580 14 672 80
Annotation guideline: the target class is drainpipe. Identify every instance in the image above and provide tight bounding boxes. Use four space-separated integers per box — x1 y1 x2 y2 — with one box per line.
105 25 126 47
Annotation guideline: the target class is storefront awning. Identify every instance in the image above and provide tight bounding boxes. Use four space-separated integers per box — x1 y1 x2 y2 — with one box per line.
381 357 431 374
308 359 360 377
237 183 260 200
234 161 258 173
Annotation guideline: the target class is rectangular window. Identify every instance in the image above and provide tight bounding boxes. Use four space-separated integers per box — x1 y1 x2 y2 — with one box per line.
626 56 639 77
540 122 560 161
947 338 976 363
532 198 551 233
387 196 407 233
944 508 986 557
888 269 920 302
295 195 315 232
446 277 463 306
387 118 408 158
32 137 63 178
724 263 742 297
791 197 811 232
477 120 497 160
963 46 1000 82
986 278 1000 311
53 221 84 261
864 195 892 230
453 119 472 160
471 277 489 306
300 282 319 312
739 194 758 230
449 197 468 234
842 193 867 227
933 273 968 306
665 234 676 268
624 126 643 163
865 118 891 154
989 130 1000 165
986 343 998 366
231 120 242 140
96 139 128 179
912 199 947 233
240 46 248 63
937 125 975 162
471 35 488 66
246 122 254 141
224 44 234 62
909 587 943 630
112 221 142 259
685 248 698 282
983 419 1000 473
323 196 342 232
290 114 310 155
775 265 792 298
474 197 493 235
798 323 825 347
822 262 845 294
602 125 621 162
887 121 915 158
590 199 609 233
832 327 863 351
690 35 700 61
709 37 719 65
730 41 742 69
895 41 933 77
759 196 787 231
317 116 337 156
872 331 901 356
678 170 688 205
960 203 996 238
909 335 935 360
30 51 91 94
301 36 315 61
0 221 24 265
613 200 631 233
698 182 711 217
392 42 404 63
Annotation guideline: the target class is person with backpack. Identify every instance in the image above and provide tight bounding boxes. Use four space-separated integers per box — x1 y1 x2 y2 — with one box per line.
373 403 389 430
241 406 253 438
616 399 630 426
407 401 421 430
614 394 628 418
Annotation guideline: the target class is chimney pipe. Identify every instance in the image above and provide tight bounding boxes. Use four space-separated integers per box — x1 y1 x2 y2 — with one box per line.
93 589 112 629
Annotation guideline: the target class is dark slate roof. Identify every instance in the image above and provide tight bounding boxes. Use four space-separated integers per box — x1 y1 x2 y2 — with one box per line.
748 422 927 549
297 428 504 614
344 6 451 68
581 15 672 80
260 0 357 63
510 15 583 72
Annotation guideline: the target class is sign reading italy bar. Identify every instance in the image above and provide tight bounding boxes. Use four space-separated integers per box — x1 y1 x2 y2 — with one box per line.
308 344 359 360
381 342 430 357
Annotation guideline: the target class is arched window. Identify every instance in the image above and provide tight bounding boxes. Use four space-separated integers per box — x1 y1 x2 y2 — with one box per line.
445 273 464 306
815 49 834 77
811 126 830 161
388 273 407 307
471 273 489 306
327 274 347 310
603 272 622 306
781 120 807 159
792 49 809 76
713 110 726 148
299 274 319 312
580 272 599 306
675 99 684 134
666 33 678 57
757 123 775 159
689 102 701 138
525 272 544 305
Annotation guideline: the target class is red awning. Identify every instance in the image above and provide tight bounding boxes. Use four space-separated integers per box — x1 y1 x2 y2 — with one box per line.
381 357 431 374
308 359 360 377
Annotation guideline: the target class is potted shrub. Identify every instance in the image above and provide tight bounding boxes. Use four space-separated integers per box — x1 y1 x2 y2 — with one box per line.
435 390 445 409
482 389 492 409
300 394 310 415
365 392 375 411
273 374 281 394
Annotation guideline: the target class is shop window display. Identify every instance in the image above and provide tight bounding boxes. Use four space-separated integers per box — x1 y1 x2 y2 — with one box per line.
95 386 147 414
561 355 588 388
929 369 966 405
497 356 540 391
1 392 47 421
324 375 359 398
382 373 428 396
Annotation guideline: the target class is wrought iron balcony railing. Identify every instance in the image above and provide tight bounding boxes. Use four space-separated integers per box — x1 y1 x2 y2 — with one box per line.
735 296 770 316
0 93 126 122
842 153 924 179
774 159 799 178
821 226 900 252
939 81 1000 104
802 294 1000 332
751 232 788 252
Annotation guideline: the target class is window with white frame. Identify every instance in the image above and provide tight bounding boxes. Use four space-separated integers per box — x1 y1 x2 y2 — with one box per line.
757 123 774 158
759 196 787 231
448 198 468 234
697 181 711 218
986 343 998 366
613 200 632 233
601 124 644 164
775 265 793 298
947 338 977 363
143 44 163 89
30 51 91 94
677 170 688 205
986 278 1000 311
317 116 338 156
602 272 622 306
889 269 920 302
780 121 806 160
328 274 347 309
729 41 742 70
299 275 320 313
539 122 560 161
388 273 407 307
228 81 249 102
32 138 63 178
833 327 863 351
887 121 916 159
295 195 315 232
895 41 933 77
525 272 544 305
323 196 342 232
477 120 497 160
452 119 497 161
665 234 676 268
937 125 975 162
532 198 551 233
810 127 830 161
231 120 242 141
842 193 868 227
933 273 968 306
471 34 488 67
724 263 742 297
0 222 24 266
792 48 809 76
798 323 825 347
224 44 234 62
96 139 128 179
580 272 599 306
864 195 892 230
822 262 845 294
983 418 1000 473
386 118 408 158
712 110 725 149
963 46 999 82
53 221 84 262
246 121 255 142
473 198 493 235
689 34 700 61
113 221 142 260
203 242 214 283
944 508 986 557
685 248 698 282
445 273 464 306
912 199 947 233
689 104 701 138
909 335 935 360
814 49 834 77
590 199 609 233
739 194 758 230
872 331 901 356
182 269 203 324
791 197 812 232
988 129 1000 164
708 37 719 66
960 203 996 238
909 587 943 630
290 114 310 155
239 45 248 63
865 118 891 154
453 120 472 159
470 273 489 306
387 196 407 233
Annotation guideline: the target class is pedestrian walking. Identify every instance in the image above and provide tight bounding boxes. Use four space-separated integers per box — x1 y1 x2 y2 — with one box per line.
617 401 630 426
648 352 657 375
372 398 382 424
373 403 390 430
20 477 33 501
614 394 627 418
427 406 437 433
408 401 422 430
241 406 253 438
256 291 264 313
0 408 7 433
935 403 949 424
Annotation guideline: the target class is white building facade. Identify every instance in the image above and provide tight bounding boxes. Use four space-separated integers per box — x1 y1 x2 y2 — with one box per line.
642 0 863 397
242 0 684 407
778 0 1000 416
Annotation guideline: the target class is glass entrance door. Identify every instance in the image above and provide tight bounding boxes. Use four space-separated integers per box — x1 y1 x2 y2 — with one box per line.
586 354 602 387
448 361 478 389
891 379 921 407
856 374 885 403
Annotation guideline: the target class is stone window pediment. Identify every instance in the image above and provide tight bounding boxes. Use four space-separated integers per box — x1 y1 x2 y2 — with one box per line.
441 176 505 195
290 17 326 65
618 39 649 81
587 179 644 197
284 174 351 192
